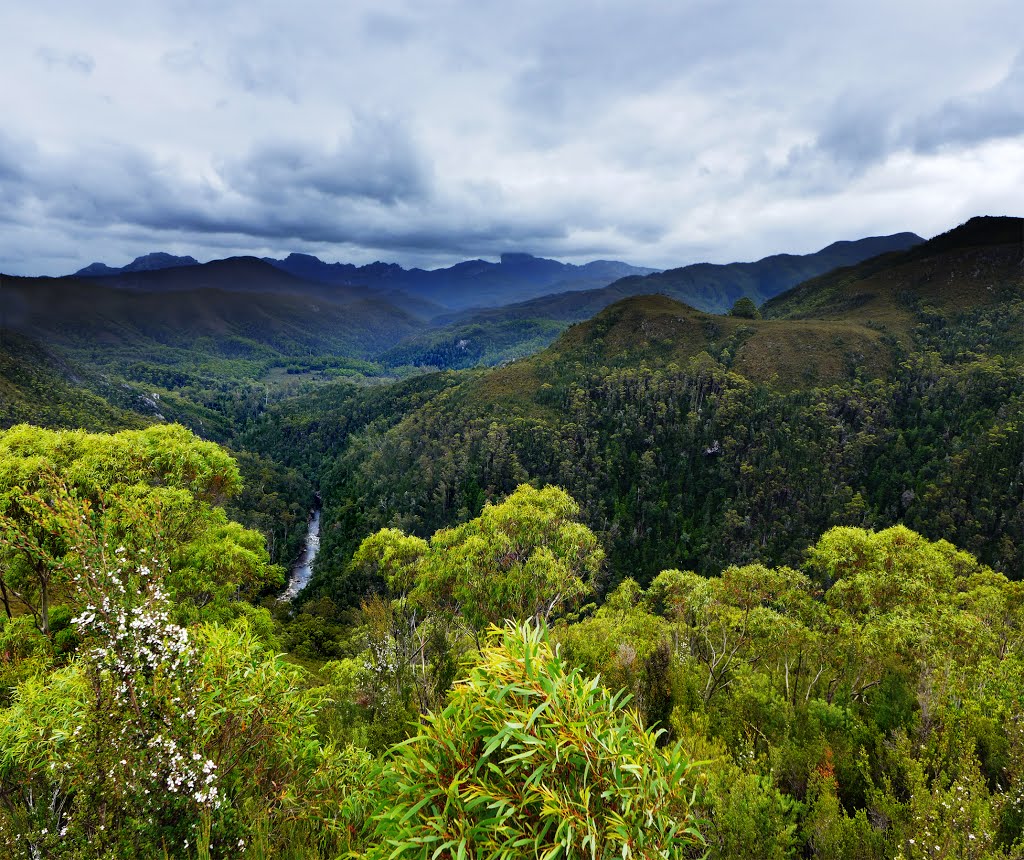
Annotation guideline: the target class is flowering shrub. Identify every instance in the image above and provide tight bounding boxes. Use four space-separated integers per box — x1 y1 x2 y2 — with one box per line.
0 484 352 859
0 489 226 857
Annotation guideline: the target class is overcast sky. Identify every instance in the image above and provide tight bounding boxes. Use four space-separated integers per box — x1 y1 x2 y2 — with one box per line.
2 0 1023 276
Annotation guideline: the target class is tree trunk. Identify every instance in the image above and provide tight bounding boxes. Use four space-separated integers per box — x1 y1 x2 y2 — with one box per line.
38 563 50 636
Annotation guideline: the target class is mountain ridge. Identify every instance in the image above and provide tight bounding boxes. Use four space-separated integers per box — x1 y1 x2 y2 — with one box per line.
61 233 925 324
374 232 926 370
763 216 1024 338
76 252 200 276
261 251 660 310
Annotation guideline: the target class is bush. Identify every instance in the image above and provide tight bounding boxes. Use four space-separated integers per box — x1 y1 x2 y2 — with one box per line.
371 622 704 859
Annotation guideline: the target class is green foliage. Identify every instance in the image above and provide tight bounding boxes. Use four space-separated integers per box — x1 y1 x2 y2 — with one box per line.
558 526 1024 857
1 218 1022 857
351 483 601 630
301 304 1022 593
370 622 704 859
556 579 676 730
729 297 762 319
223 449 313 567
0 425 277 629
341 485 604 750
416 484 603 630
0 423 241 503
0 616 54 707
0 501 363 859
0 331 144 433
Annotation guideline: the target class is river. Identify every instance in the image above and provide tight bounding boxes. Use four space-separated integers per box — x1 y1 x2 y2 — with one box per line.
280 508 321 601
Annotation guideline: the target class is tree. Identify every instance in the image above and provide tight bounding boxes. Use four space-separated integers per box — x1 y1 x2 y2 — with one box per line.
417 484 603 630
556 579 676 730
349 485 603 720
352 484 602 631
0 424 279 630
729 297 761 319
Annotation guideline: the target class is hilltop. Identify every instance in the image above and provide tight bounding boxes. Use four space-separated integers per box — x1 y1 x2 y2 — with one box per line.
764 216 1024 330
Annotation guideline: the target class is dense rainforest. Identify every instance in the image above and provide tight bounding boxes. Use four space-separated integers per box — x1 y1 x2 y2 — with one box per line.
246 218 1024 606
0 216 1022 858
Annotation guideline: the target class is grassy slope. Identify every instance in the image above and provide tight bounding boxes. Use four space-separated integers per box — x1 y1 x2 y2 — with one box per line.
465 294 896 418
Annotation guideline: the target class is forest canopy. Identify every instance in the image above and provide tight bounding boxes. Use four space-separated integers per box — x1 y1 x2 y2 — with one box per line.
1 419 1023 857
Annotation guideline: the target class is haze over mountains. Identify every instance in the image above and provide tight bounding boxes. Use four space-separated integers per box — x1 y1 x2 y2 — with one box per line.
74 251 658 311
65 232 923 317
262 252 661 310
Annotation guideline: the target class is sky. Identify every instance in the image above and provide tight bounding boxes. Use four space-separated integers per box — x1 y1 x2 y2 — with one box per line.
2 0 1023 276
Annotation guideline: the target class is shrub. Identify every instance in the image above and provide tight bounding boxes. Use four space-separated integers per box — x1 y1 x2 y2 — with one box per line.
371 622 704 859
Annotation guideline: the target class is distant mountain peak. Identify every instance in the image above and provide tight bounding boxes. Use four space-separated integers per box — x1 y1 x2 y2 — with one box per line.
75 262 121 277
75 252 199 277
499 252 541 265
125 252 199 271
816 232 924 256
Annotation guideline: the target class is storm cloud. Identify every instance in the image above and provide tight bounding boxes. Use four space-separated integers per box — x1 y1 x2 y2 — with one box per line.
1 0 1022 275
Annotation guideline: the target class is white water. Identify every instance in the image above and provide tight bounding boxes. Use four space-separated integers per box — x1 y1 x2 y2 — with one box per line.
280 509 321 601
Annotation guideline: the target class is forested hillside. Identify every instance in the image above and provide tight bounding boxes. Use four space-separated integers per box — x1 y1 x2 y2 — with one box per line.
3 430 1024 858
245 217 1023 608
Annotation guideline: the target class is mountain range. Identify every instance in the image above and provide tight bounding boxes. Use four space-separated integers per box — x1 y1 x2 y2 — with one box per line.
75 251 658 311
4 222 1001 438
67 233 923 317
261 252 661 310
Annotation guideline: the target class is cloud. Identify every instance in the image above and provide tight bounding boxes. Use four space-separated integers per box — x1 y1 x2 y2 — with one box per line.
1 0 1023 276
812 97 898 172
35 46 95 75
904 52 1024 152
361 11 419 44
219 115 432 206
160 43 209 75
